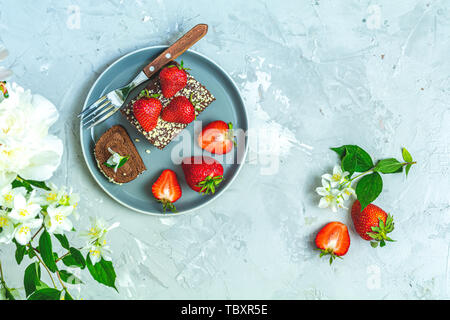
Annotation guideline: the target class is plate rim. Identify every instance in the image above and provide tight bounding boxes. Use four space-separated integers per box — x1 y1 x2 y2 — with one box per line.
79 45 248 216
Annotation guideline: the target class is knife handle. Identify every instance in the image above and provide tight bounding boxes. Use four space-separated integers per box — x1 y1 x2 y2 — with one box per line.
143 24 208 78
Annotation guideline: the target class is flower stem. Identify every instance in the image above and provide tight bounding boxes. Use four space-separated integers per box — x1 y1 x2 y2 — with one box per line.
30 246 57 289
30 226 44 242
349 161 417 182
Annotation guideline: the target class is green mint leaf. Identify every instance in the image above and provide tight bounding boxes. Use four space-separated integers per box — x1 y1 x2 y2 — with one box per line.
117 156 129 168
54 234 70 250
402 147 413 162
58 270 83 285
24 262 41 297
86 255 117 291
355 172 383 211
27 288 62 300
331 145 373 173
38 230 58 273
374 158 403 174
13 239 26 265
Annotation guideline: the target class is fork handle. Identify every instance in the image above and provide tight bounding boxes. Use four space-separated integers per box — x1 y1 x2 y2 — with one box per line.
142 24 208 78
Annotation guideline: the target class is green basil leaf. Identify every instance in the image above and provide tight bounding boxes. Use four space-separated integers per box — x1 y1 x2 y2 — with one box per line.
86 255 117 291
38 230 58 273
374 158 403 174
27 288 62 300
355 172 383 211
14 240 27 265
24 262 41 297
54 234 70 250
58 270 83 285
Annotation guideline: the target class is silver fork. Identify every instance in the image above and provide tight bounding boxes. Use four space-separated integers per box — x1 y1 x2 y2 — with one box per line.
79 23 208 130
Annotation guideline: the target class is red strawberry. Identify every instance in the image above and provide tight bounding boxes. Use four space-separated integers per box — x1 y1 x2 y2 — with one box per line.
315 221 350 264
159 61 189 98
351 200 395 248
198 121 236 154
161 96 195 124
132 90 162 132
151 169 182 213
181 156 224 194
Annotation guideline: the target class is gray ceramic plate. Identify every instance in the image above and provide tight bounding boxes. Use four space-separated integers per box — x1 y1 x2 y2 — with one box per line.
80 46 248 216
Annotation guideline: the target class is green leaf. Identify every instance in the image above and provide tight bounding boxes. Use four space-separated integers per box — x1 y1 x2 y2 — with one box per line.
14 240 27 265
331 145 373 174
62 247 86 269
402 148 413 177
58 270 83 285
11 179 32 192
24 262 41 297
402 148 413 162
23 179 51 191
39 230 58 273
342 151 357 176
27 288 62 300
86 255 117 291
374 158 403 174
54 234 70 250
355 172 383 211
64 291 74 300
2 286 16 300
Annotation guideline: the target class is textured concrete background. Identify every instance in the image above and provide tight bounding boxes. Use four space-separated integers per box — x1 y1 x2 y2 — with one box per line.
0 0 449 299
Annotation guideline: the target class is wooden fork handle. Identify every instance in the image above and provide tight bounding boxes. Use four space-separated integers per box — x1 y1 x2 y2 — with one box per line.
142 24 208 78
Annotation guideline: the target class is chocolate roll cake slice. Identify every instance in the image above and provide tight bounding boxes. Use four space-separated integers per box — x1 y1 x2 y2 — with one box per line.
94 125 146 184
121 62 215 150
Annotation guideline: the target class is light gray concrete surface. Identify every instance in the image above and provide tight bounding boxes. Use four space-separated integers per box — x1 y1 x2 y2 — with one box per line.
0 0 449 299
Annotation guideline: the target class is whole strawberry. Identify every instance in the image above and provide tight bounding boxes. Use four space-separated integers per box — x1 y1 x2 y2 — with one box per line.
133 90 162 132
198 121 236 154
159 61 189 98
351 200 395 248
315 221 350 264
161 96 195 124
181 156 224 194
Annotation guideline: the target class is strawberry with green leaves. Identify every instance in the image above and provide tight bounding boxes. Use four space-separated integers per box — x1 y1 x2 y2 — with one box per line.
181 156 224 194
351 200 395 248
132 90 162 132
315 221 350 264
161 95 196 124
159 60 189 98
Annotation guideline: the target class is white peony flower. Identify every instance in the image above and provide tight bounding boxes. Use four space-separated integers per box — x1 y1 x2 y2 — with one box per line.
0 209 15 243
321 165 349 188
8 193 41 222
0 83 63 188
0 184 27 209
13 218 42 245
44 205 73 234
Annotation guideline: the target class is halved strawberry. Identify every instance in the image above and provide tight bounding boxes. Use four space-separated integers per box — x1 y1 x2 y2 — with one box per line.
133 90 162 132
315 221 350 264
198 121 236 154
159 61 189 98
151 169 182 213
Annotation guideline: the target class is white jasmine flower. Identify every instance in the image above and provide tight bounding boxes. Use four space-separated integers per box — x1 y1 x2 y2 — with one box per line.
0 210 15 243
0 184 27 209
79 217 119 245
322 165 349 188
0 83 63 188
8 193 41 222
13 218 42 245
87 242 113 264
340 186 356 201
41 183 80 210
316 179 342 212
44 205 74 234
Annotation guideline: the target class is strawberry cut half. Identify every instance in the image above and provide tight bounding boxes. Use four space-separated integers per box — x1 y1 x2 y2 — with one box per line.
315 221 350 264
151 169 182 213
198 120 236 155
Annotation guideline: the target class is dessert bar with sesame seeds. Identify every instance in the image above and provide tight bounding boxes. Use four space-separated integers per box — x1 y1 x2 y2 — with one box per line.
121 61 215 150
